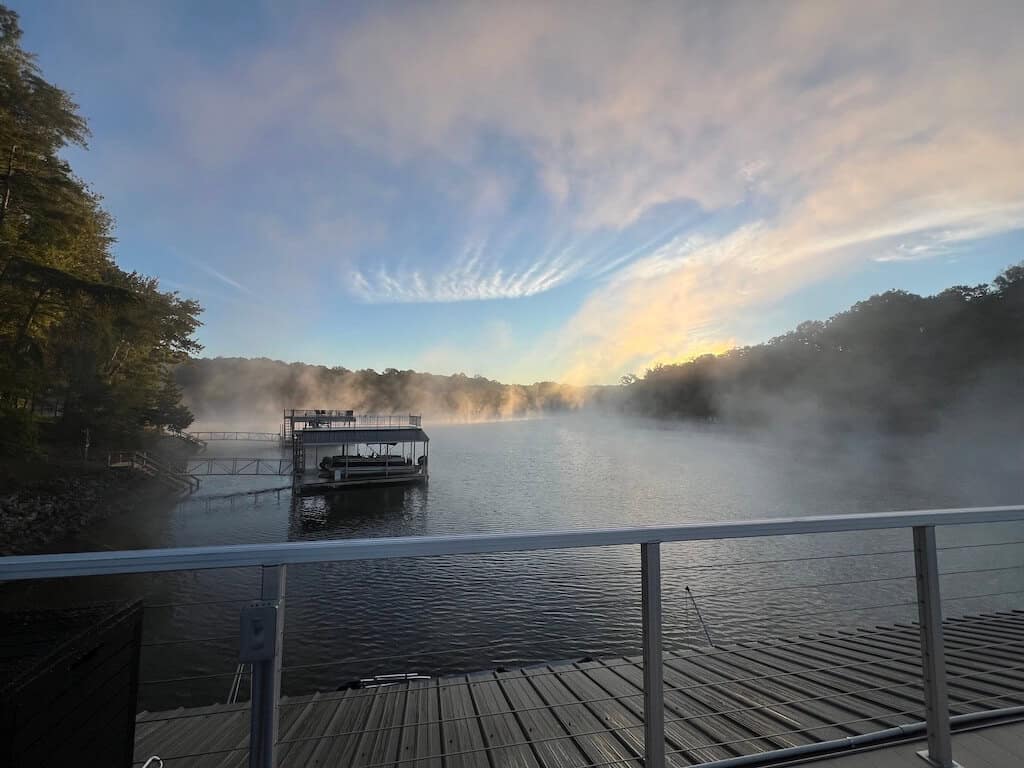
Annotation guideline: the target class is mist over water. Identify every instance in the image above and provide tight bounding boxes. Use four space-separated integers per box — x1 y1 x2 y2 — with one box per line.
4 414 1023 710
175 357 588 431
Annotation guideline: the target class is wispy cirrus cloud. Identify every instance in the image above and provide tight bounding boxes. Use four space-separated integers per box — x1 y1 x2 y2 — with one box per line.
351 231 595 302
194 262 255 296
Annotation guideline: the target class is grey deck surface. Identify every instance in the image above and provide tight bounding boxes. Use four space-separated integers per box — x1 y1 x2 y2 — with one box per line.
805 719 1024 767
133 611 1024 767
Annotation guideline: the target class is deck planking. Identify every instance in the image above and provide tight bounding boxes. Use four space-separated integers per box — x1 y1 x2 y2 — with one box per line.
134 611 1024 767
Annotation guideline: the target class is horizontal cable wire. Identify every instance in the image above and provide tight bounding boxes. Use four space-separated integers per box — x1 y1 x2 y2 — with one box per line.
276 619 1013 710
282 703 645 762
658 548 914 573
659 661 1024 730
680 600 918 633
944 589 1024 602
282 654 646 692
955 690 1024 708
673 705 928 758
141 667 250 686
939 539 1024 552
344 660 1024 768
136 703 251 723
280 637 586 672
130 744 247 764
145 595 257 609
269 642 946 742
557 685 1024 768
284 548 920 606
940 564 1024 577
682 573 915 600
571 705 932 768
275 642 1024 748
142 632 239 648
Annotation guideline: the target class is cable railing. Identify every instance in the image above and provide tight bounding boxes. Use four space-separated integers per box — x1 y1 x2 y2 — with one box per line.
3 505 1024 768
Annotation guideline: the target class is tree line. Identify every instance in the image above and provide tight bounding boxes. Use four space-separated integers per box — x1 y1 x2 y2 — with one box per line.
0 7 202 453
175 358 583 428
619 264 1024 432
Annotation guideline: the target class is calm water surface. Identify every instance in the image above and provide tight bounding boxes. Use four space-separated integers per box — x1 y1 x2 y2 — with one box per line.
4 414 1023 709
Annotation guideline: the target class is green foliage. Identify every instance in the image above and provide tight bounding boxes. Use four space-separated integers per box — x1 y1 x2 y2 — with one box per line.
622 264 1024 432
0 7 201 447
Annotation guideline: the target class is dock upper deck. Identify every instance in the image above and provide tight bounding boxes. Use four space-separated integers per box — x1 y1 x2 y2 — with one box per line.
296 425 428 445
133 610 1024 767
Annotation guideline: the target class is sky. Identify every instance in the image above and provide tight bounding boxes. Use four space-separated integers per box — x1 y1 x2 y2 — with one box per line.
13 0 1024 384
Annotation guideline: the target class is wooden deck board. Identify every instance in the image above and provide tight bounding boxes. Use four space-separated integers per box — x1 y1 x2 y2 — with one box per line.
349 684 407 767
738 639 924 719
573 658 702 766
133 611 1024 768
318 687 382 766
396 679 444 768
438 674 490 768
668 649 861 744
495 667 591 768
467 670 540 768
605 657 739 764
523 664 642 768
547 661 652 765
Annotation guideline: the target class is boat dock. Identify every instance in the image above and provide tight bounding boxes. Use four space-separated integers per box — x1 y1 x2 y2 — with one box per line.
286 410 428 494
167 410 429 494
133 610 1024 766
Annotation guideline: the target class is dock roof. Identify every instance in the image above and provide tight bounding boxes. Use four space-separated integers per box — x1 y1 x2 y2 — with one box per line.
295 426 428 445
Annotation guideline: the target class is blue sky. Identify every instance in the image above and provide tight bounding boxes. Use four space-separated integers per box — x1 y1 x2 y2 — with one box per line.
13 1 1024 383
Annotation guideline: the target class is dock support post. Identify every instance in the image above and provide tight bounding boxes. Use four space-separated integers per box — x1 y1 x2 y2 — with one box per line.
913 526 956 767
641 542 665 768
244 564 286 768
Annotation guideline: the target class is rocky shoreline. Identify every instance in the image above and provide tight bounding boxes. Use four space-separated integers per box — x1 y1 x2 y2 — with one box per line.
0 465 173 555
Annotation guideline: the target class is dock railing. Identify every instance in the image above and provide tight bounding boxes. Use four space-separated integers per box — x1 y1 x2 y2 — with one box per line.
107 449 201 494
3 505 1024 768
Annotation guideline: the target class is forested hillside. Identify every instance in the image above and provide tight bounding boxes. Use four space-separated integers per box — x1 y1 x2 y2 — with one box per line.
175 359 583 428
620 264 1024 432
0 7 201 452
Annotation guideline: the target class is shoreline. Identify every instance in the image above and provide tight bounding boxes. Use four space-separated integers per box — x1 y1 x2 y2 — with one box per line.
0 460 177 556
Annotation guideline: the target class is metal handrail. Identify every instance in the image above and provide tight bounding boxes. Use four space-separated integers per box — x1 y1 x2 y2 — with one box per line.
4 504 1023 768
106 450 200 493
2 505 1023 580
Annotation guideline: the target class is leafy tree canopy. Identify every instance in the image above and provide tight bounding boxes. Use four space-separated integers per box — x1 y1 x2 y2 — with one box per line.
0 6 203 450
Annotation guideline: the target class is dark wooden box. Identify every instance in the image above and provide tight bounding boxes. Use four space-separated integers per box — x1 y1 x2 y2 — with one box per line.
0 601 143 767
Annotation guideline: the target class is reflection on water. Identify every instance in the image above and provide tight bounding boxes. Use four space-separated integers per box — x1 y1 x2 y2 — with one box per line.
2 414 1023 709
291 485 424 536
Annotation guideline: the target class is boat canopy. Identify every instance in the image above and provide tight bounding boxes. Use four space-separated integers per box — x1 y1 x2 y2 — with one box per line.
297 427 429 445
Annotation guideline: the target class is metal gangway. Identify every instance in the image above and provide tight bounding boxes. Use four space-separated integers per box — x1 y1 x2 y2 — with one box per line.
184 457 293 477
186 431 281 443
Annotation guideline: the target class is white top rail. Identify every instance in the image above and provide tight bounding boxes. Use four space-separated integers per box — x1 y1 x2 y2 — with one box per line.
2 505 1024 582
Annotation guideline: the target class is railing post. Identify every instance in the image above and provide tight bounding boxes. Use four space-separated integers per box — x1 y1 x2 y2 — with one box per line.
242 565 286 768
913 526 956 767
641 542 665 768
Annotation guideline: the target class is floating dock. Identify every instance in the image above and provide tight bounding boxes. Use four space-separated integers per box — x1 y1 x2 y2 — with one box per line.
286 411 428 495
133 610 1024 767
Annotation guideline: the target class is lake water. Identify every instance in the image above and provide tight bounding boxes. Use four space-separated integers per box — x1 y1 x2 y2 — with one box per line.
3 414 1024 709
